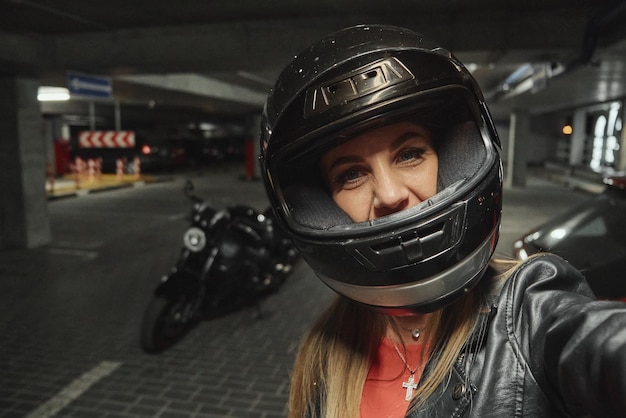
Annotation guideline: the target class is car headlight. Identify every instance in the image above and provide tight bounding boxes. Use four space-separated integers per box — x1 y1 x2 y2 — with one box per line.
183 227 207 252
513 240 528 260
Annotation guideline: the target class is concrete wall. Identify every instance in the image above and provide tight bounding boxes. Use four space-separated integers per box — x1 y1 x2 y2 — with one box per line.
0 77 51 248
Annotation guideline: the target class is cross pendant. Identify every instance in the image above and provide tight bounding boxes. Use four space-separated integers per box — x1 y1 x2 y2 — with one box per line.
402 373 418 401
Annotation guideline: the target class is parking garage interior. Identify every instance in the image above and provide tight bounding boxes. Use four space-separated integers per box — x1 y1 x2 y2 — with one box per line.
2 2 626 417
1 1 626 249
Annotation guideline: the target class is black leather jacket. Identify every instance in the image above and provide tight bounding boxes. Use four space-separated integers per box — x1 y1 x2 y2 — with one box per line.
409 254 626 417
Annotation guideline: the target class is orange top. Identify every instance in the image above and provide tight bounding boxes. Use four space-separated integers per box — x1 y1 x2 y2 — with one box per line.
360 337 429 418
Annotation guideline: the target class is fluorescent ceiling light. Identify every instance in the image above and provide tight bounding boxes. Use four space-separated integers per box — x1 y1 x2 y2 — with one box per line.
38 86 70 101
199 122 217 130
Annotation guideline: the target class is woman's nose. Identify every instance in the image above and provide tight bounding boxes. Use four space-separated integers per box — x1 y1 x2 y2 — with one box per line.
372 169 410 217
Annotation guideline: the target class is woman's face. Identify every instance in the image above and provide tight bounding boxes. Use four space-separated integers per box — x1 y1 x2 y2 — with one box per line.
320 121 438 222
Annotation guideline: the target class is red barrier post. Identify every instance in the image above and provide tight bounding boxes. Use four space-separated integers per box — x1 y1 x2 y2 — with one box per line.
87 158 96 182
116 158 125 180
244 138 255 180
133 156 141 179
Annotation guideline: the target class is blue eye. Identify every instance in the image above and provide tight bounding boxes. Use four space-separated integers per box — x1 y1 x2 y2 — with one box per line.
342 170 361 181
331 168 365 188
398 148 425 162
399 150 416 160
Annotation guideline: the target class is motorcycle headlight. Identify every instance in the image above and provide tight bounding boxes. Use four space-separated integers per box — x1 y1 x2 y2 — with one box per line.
183 227 207 252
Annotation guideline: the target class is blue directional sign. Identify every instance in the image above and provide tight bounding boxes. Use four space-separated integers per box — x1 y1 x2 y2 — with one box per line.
66 71 112 99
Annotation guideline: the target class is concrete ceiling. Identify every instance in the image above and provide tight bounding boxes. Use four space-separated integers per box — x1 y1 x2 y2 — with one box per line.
2 0 626 124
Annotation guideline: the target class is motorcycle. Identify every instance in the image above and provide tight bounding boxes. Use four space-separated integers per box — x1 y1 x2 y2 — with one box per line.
140 179 299 354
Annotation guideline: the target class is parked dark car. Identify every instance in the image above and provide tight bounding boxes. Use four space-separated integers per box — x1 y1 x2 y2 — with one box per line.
513 176 626 302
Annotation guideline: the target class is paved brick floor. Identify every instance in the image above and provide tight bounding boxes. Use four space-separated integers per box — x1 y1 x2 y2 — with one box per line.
1 245 333 418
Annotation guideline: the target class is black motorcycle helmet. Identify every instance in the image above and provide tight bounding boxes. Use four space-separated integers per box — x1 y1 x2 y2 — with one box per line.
259 24 503 313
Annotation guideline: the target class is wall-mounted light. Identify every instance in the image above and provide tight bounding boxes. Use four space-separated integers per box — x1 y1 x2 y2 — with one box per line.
562 124 573 135
38 86 70 101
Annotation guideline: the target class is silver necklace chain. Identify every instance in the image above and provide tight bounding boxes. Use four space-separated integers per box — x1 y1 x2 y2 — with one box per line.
392 343 419 375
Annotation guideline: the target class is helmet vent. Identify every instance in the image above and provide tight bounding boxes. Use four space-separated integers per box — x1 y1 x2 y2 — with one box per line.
370 219 445 264
349 203 466 270
304 57 414 118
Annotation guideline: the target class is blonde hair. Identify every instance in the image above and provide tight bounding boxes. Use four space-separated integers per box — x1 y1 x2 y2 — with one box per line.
288 259 517 418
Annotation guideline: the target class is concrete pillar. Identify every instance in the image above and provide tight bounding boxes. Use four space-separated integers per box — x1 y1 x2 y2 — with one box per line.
615 106 626 171
505 110 529 188
114 100 122 130
43 118 55 171
569 109 586 167
0 77 51 248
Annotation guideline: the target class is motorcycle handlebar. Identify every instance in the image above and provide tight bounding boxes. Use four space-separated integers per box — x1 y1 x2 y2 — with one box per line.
184 179 203 204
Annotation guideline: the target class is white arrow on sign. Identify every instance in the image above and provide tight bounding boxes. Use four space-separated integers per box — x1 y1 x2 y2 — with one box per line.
69 77 111 93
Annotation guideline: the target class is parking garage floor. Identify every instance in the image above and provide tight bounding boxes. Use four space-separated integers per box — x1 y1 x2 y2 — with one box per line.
2 166 593 418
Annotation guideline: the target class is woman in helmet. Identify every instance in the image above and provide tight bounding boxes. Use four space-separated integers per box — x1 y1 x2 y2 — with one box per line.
260 25 626 418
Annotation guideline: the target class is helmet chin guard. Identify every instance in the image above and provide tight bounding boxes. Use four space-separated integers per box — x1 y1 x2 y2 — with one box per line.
318 228 497 314
260 25 503 313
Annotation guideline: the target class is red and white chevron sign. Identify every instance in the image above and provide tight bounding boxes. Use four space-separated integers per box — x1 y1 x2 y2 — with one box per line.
78 131 136 148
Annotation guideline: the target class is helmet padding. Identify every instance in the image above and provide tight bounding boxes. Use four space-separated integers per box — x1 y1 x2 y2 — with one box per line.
284 120 486 231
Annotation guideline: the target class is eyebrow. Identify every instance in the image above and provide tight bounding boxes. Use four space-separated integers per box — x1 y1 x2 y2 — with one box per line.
390 131 428 150
324 130 428 173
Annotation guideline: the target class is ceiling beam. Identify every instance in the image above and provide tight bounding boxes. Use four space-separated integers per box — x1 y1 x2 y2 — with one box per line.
1 15 592 77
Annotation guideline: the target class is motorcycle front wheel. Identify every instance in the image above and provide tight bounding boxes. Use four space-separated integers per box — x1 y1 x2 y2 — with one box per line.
140 295 196 354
